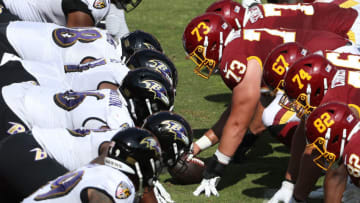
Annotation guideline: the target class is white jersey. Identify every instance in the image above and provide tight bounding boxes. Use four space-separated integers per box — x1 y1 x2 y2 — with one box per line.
6 21 122 65
2 82 134 130
23 164 135 203
3 0 110 26
18 60 68 90
20 58 129 91
32 127 128 170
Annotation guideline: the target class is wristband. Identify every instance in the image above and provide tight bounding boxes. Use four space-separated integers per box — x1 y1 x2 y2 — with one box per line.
214 149 231 165
195 135 212 151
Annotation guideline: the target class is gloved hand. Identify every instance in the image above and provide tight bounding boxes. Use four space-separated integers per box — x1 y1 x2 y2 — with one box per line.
241 0 261 8
153 180 174 203
268 180 294 203
342 182 360 203
193 155 227 197
105 3 129 39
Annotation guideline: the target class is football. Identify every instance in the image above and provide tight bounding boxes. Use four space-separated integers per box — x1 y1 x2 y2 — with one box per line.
167 153 205 185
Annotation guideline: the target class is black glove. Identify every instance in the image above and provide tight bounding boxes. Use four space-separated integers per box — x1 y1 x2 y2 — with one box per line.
203 154 227 179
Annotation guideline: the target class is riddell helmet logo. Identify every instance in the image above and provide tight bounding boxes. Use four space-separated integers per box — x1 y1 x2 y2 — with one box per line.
141 80 170 106
161 120 189 145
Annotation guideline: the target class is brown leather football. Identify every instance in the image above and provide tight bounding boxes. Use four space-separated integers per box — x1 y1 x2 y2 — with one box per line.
167 153 205 185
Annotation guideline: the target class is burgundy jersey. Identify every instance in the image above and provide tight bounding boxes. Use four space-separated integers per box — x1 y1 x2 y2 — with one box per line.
323 51 360 72
244 3 357 39
343 131 360 187
320 70 360 107
220 28 349 89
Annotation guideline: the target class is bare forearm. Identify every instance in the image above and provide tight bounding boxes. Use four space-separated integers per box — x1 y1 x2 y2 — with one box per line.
285 120 306 182
211 105 231 139
193 106 230 155
293 148 323 200
324 165 347 203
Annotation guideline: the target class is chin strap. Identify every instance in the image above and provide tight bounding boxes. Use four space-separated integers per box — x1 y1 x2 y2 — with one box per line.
153 180 174 203
145 98 153 115
129 99 137 120
135 162 144 201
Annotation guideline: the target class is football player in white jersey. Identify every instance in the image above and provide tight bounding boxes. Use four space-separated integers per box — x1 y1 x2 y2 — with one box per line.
0 0 141 27
0 21 163 66
0 81 133 138
0 127 121 202
22 127 163 203
0 68 174 140
0 111 186 202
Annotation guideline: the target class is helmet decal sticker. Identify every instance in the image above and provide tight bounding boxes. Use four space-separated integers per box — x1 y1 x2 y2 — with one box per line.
140 137 161 156
161 120 189 145
141 80 170 105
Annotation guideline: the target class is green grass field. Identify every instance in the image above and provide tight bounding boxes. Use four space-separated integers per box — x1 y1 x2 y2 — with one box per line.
126 1 323 202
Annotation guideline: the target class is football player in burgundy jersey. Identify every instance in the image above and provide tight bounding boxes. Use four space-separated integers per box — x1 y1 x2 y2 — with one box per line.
182 12 358 198
340 131 360 203
206 0 360 46
262 42 360 148
297 102 360 203
269 54 360 202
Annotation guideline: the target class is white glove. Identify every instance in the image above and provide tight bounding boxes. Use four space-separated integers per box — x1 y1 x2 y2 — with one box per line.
153 180 175 203
342 182 360 203
105 4 129 38
268 180 294 203
241 0 261 8
193 177 221 197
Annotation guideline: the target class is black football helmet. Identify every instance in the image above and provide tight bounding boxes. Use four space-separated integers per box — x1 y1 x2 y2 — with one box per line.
126 49 178 88
120 68 175 126
112 0 142 12
142 111 193 167
121 30 163 59
104 127 162 196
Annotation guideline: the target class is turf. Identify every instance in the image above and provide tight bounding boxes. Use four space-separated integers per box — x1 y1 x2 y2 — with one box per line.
126 1 323 202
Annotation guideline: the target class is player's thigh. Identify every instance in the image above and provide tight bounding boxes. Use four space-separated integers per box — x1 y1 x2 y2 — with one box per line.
0 61 37 87
0 90 28 140
0 132 68 201
0 22 18 59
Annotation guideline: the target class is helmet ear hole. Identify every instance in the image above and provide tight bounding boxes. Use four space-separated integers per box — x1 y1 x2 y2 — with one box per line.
332 135 339 144
315 88 321 97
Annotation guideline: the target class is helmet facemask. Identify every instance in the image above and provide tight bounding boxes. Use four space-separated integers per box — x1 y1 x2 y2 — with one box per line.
307 127 348 171
189 45 217 79
187 30 225 79
278 92 297 112
113 0 142 12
